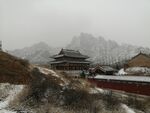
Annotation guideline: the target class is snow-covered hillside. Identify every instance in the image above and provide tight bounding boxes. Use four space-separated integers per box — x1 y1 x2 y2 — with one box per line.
10 42 60 64
0 84 24 113
9 33 150 65
0 59 149 113
67 33 150 66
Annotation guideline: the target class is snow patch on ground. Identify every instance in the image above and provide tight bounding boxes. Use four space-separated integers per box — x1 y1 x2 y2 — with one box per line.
126 67 150 74
118 67 150 75
0 84 24 113
121 104 135 113
37 67 59 78
117 68 127 75
37 67 70 86
0 109 16 113
89 87 104 94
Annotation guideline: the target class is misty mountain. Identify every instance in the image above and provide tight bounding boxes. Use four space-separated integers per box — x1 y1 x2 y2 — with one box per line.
9 33 150 65
67 33 150 65
10 42 60 64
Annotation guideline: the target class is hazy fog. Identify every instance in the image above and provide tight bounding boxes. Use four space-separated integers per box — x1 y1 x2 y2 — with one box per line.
0 0 150 50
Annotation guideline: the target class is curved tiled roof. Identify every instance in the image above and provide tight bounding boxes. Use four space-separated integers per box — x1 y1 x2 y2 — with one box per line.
52 49 89 59
50 60 90 64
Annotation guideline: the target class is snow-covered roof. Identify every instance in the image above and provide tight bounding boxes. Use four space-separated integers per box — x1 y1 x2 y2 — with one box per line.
130 52 150 60
100 66 116 72
94 75 150 83
51 49 89 59
93 65 117 72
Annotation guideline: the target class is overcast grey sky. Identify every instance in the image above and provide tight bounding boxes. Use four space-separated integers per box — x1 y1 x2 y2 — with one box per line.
0 0 150 50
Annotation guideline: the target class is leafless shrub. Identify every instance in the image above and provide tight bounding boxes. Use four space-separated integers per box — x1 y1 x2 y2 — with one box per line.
125 96 145 112
9 86 30 111
7 68 132 113
95 91 120 110
0 84 12 99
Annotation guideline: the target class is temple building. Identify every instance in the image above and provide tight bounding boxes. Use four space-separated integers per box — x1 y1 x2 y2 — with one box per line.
123 52 150 76
50 49 90 70
89 65 117 75
124 52 150 68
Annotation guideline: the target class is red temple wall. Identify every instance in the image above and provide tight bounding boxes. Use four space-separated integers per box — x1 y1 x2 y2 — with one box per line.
88 79 150 96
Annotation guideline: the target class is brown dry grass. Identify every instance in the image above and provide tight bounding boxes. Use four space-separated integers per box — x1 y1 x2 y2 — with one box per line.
8 69 123 113
0 51 32 84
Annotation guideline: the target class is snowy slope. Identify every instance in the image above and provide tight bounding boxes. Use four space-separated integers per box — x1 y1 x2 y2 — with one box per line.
0 84 24 113
0 67 149 113
121 104 136 113
9 33 150 66
67 33 150 65
9 42 60 64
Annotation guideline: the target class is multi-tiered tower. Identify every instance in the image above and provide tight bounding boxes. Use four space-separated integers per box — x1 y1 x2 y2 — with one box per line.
50 49 90 70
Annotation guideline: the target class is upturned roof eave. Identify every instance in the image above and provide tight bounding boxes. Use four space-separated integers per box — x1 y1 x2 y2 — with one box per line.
50 60 91 64
50 54 64 58
51 54 89 59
